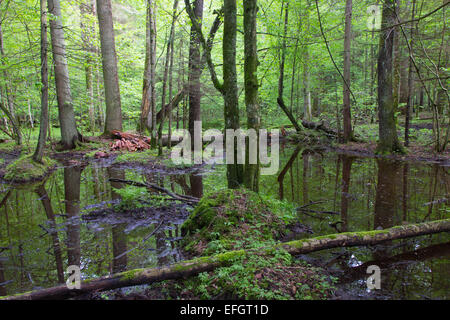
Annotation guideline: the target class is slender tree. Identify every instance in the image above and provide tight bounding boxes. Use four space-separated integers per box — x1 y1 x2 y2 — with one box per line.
47 0 81 149
342 0 353 142
140 0 157 143
80 0 96 134
33 0 49 163
96 0 123 136
405 0 416 147
158 0 179 155
243 0 260 191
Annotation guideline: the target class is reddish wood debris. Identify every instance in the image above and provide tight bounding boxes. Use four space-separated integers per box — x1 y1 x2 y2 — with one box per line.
109 130 151 152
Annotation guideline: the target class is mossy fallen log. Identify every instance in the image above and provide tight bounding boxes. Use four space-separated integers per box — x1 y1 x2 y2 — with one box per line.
3 218 449 300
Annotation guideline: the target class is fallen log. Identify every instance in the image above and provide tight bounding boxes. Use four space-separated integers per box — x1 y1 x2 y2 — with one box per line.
301 120 338 137
277 97 303 132
3 218 449 300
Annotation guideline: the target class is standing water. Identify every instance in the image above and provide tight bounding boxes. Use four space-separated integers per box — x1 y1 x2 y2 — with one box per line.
0 146 448 299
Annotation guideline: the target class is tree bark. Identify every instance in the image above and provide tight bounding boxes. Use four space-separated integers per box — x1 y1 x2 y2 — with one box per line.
158 0 179 154
80 0 96 134
223 0 243 189
404 0 416 147
342 0 353 142
141 0 157 146
96 0 123 136
243 0 260 191
47 0 81 149
187 0 204 151
376 0 403 154
33 0 49 163
5 218 450 300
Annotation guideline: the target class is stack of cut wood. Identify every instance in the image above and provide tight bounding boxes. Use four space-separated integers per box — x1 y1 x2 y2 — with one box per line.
109 130 151 152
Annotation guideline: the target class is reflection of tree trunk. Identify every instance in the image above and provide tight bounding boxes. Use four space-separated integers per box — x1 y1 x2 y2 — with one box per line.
402 163 409 221
340 156 354 232
189 174 203 198
375 160 401 229
0 261 6 296
277 146 302 200
333 157 341 212
374 159 401 261
36 185 65 283
64 167 82 268
302 153 310 204
424 165 439 221
156 231 169 267
112 224 127 273
108 168 128 273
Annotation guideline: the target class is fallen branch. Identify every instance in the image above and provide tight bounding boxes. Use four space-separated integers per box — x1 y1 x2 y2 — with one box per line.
3 218 449 300
277 97 303 132
301 120 339 137
108 178 199 204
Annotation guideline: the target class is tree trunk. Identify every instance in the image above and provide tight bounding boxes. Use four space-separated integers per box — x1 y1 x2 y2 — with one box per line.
96 0 123 136
33 0 49 163
405 0 416 147
342 0 353 142
6 218 450 300
243 0 260 191
158 0 179 155
188 0 204 151
376 0 403 154
80 0 96 134
140 0 157 146
47 0 81 149
224 0 243 189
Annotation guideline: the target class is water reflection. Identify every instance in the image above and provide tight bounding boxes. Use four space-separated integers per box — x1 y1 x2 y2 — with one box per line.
274 147 449 299
0 146 448 299
0 164 203 296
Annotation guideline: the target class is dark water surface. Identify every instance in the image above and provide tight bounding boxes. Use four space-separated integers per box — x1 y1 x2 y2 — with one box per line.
0 146 448 299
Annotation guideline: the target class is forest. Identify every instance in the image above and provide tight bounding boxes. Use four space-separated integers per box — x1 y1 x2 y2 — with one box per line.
0 0 448 302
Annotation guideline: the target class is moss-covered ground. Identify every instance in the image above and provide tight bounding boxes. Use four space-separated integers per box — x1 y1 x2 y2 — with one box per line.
2 155 56 182
94 189 337 300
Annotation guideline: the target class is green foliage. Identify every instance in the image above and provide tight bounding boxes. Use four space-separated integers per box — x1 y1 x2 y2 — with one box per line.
113 185 172 211
181 247 336 300
181 189 296 255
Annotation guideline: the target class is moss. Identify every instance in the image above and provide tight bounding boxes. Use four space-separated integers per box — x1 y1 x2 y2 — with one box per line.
119 268 145 282
181 189 293 256
0 140 21 153
3 155 56 182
